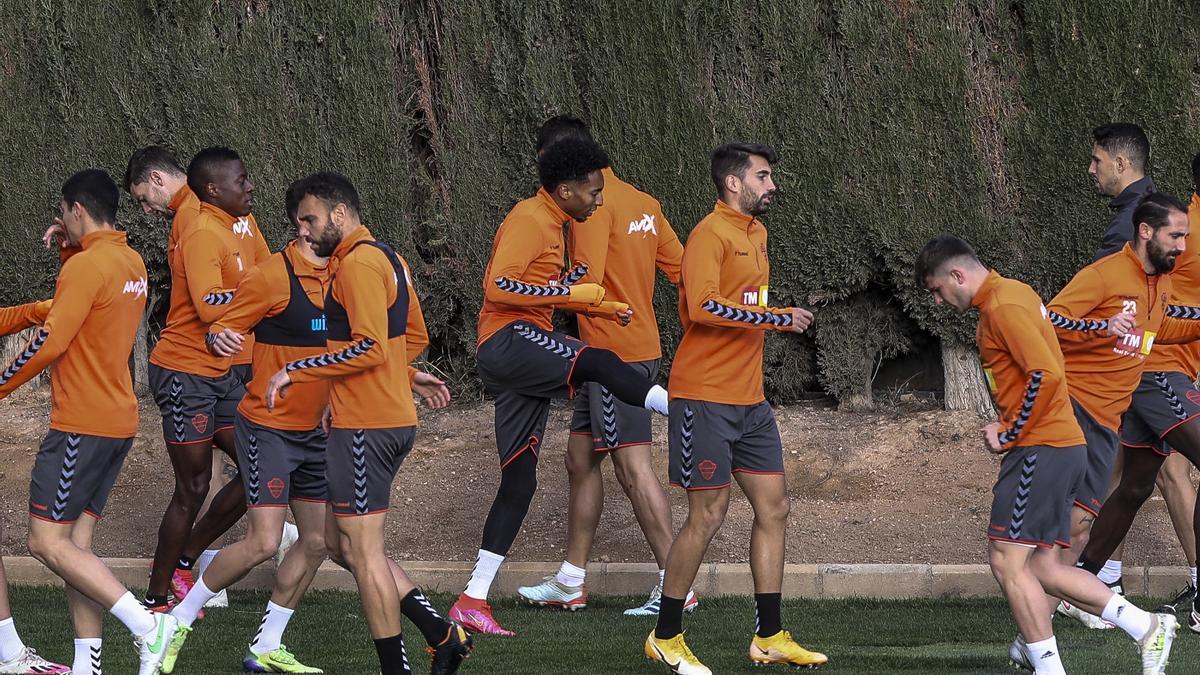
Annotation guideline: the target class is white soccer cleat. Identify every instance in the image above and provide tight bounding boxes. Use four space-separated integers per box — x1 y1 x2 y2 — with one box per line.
136 611 178 675
1055 600 1113 629
1139 613 1176 675
274 521 299 566
516 576 587 610
624 583 699 617
0 646 71 674
204 588 229 608
1008 635 1033 671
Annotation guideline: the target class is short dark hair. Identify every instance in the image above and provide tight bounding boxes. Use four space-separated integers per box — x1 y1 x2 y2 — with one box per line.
284 177 306 223
1132 191 1186 231
537 137 611 190
711 142 779 195
187 146 242 196
1191 152 1200 190
295 171 361 215
123 145 185 192
62 169 119 225
1093 123 1150 173
536 115 593 153
913 234 982 285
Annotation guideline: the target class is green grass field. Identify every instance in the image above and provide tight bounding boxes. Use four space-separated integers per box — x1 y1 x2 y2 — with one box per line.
5 587 1195 673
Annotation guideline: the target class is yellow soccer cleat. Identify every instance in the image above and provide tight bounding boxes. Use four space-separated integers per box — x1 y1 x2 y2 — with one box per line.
644 631 712 675
750 630 828 668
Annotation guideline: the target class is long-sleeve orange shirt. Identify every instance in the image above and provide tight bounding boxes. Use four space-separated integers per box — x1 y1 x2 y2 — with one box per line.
668 200 794 405
0 300 52 335
1047 243 1171 431
0 230 147 437
1145 194 1200 376
286 226 427 429
569 168 683 361
210 242 332 431
973 271 1085 449
150 202 267 376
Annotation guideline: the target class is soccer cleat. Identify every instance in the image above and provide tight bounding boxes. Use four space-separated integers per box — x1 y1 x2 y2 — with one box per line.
160 622 192 674
1154 583 1195 615
624 584 699 617
205 588 230 609
170 569 203 621
1189 605 1200 634
0 646 71 674
136 612 178 675
242 645 323 673
644 632 711 675
749 630 828 668
1139 613 1176 675
426 624 472 675
1055 600 1113 629
516 576 588 610
1007 635 1032 671
448 594 515 636
274 522 299 567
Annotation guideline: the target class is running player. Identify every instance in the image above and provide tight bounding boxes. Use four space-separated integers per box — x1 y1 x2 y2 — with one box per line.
643 143 825 673
515 115 695 616
143 146 269 612
447 136 672 636
914 233 1176 675
256 172 470 675
0 169 177 675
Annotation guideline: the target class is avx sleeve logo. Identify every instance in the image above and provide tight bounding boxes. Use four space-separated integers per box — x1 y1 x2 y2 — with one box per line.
122 277 148 298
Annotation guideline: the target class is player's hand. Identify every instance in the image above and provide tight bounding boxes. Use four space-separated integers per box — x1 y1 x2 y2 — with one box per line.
591 301 632 325
42 218 67 249
791 307 814 333
265 368 292 411
615 307 634 326
568 283 606 306
207 328 245 357
981 422 1004 454
412 371 451 409
319 404 332 434
1106 311 1135 337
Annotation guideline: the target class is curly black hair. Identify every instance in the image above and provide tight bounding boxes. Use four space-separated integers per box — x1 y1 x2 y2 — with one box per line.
295 171 361 214
537 137 610 191
186 146 242 196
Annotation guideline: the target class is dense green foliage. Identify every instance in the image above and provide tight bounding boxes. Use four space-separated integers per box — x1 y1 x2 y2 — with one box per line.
2 0 1197 403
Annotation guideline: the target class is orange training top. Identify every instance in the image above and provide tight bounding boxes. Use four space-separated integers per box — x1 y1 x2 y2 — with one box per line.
150 201 269 377
0 300 52 335
210 242 332 431
286 226 428 429
0 230 147 437
668 200 794 406
1145 194 1200 376
1047 243 1172 431
973 271 1085 449
569 168 683 361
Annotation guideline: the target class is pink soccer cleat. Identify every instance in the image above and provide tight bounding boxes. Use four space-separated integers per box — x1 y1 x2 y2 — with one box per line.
448 593 515 636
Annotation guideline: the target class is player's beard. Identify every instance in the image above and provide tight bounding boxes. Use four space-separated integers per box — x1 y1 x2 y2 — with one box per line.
1147 238 1179 275
742 189 775 216
311 226 342 258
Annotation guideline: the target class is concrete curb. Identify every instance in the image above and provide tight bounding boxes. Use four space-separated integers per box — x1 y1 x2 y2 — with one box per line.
2 558 1190 599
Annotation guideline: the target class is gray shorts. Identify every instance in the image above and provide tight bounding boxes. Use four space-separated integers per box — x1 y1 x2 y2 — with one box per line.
230 363 253 389
1119 371 1200 457
988 444 1086 548
478 321 585 466
1072 399 1119 516
148 364 245 444
327 427 414 517
570 360 658 451
234 414 327 507
29 431 132 522
668 399 783 490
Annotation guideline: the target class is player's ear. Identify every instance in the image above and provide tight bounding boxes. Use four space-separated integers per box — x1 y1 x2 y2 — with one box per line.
1137 221 1152 241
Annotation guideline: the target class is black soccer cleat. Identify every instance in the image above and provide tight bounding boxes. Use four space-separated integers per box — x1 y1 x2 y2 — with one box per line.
1190 596 1200 634
1155 583 1196 615
428 623 473 675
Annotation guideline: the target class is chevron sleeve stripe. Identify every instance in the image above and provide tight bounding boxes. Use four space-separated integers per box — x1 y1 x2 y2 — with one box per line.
560 263 589 286
285 338 378 372
701 299 792 327
0 328 49 386
997 370 1042 447
1166 304 1200 320
495 277 571 297
1046 311 1107 333
202 290 236 306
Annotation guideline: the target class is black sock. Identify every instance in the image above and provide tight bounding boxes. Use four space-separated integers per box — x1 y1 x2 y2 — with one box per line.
401 589 452 647
755 592 782 638
143 594 169 608
654 595 685 640
177 556 196 571
373 634 411 675
1076 554 1103 576
571 347 655 407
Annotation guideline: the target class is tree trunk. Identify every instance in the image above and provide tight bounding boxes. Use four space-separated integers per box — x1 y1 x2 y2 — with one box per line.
941 340 994 418
133 313 150 396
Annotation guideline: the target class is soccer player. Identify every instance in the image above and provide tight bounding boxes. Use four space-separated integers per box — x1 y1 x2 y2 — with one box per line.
515 115 695 616
914 233 1176 675
1090 123 1157 258
447 136 671 636
644 143 824 673
0 169 177 675
259 172 471 675
143 146 270 612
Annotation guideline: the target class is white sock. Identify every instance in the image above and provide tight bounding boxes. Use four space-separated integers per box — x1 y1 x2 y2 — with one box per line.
109 592 156 636
0 617 23 662
1101 594 1153 642
172 576 218 628
658 569 665 587
73 638 102 675
249 601 294 656
1024 636 1066 675
195 549 220 577
1098 559 1123 585
1191 567 1197 589
644 385 668 415
555 561 587 588
464 549 505 600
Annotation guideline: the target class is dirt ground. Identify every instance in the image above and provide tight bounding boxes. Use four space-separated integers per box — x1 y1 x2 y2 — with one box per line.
0 389 1192 566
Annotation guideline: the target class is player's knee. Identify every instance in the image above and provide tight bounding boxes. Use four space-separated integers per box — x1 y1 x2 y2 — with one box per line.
612 458 647 493
498 463 538 506
26 530 64 566
177 474 212 504
296 530 327 561
564 450 593 480
755 494 791 527
246 528 284 564
1120 479 1155 507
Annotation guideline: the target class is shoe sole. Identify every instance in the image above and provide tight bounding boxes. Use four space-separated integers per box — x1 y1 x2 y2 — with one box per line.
523 598 587 611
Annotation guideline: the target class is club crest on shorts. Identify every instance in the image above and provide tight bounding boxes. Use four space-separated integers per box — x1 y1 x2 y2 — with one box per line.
191 412 210 434
267 477 285 499
698 459 718 480
1187 390 1200 407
